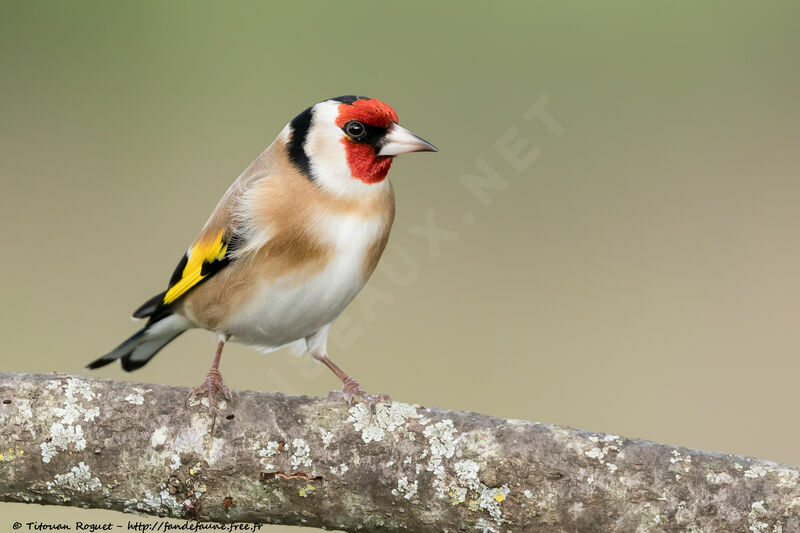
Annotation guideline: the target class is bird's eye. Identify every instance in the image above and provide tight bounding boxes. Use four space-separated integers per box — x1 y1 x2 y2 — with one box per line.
344 120 366 139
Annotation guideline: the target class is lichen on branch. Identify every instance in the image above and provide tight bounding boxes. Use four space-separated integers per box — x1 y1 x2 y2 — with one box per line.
1 372 799 532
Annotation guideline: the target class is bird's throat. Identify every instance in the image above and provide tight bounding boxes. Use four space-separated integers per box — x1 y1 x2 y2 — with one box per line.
341 140 393 184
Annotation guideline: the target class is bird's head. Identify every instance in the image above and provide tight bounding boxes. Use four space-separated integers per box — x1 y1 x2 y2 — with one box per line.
285 95 437 197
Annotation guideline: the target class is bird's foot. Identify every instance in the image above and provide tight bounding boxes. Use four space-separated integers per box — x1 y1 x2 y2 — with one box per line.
185 366 232 433
329 378 390 416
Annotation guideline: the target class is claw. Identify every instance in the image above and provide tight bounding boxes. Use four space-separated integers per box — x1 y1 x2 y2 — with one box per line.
330 378 390 419
185 366 232 434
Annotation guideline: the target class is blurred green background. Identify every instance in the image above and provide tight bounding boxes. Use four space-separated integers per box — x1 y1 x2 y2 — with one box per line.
2 1 800 530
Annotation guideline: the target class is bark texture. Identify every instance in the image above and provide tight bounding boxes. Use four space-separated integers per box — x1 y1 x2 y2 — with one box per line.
1 372 798 532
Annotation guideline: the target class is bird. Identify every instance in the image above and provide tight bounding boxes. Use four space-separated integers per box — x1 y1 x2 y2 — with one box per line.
87 95 437 429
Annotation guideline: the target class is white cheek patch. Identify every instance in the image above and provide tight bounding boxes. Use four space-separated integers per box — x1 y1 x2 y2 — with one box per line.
305 101 349 180
304 100 390 199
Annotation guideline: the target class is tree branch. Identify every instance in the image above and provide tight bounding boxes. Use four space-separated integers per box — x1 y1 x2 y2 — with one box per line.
1 372 798 532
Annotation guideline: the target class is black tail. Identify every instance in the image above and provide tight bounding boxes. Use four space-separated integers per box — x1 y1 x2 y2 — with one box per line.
88 313 184 372
132 290 168 319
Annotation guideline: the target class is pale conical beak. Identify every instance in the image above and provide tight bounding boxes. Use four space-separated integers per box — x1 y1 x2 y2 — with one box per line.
378 123 438 156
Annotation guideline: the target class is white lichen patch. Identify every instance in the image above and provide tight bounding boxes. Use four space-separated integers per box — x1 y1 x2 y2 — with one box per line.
423 419 460 497
670 450 692 472
392 476 418 500
124 387 149 405
447 459 481 505
123 498 138 513
417 424 510 523
41 424 86 464
254 440 282 470
474 484 510 525
347 402 423 443
169 453 181 470
330 463 349 475
82 406 100 422
447 458 510 524
265 440 280 455
748 499 783 533
745 465 768 479
568 501 584 520
15 399 33 419
449 485 467 506
706 471 734 485
320 429 334 448
150 426 168 448
582 434 623 473
40 379 101 463
454 459 481 490
587 434 622 445
136 487 185 516
425 420 458 459
290 438 312 469
47 378 97 402
776 469 798 488
46 462 101 493
585 447 605 461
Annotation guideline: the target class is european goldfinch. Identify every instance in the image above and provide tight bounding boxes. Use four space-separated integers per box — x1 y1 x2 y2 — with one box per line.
88 95 437 427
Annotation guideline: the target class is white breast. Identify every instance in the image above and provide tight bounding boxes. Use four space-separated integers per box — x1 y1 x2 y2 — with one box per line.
224 211 386 351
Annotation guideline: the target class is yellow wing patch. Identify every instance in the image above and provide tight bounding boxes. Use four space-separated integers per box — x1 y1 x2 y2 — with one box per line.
163 230 229 305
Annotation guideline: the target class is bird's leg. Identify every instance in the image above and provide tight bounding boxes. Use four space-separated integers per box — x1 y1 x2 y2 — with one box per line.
318 353 391 409
305 327 390 414
186 334 232 432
